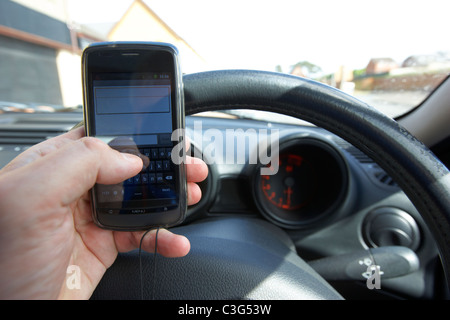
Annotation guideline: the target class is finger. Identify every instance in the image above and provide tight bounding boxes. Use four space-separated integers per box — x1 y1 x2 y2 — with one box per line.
140 228 190 257
0 127 86 174
117 228 190 258
185 155 208 183
187 181 202 206
8 136 143 208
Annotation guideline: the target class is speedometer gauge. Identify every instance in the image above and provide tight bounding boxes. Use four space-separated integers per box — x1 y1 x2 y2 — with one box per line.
261 153 318 210
253 137 348 229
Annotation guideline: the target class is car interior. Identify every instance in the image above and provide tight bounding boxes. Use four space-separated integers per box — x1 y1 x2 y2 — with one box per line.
1 0 450 300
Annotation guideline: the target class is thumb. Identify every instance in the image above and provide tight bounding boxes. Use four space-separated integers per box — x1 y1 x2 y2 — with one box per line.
14 137 143 208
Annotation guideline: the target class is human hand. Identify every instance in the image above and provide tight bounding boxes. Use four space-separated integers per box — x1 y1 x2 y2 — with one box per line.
0 126 208 299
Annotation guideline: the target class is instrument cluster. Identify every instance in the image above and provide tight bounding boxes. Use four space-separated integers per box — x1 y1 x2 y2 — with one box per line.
252 135 349 229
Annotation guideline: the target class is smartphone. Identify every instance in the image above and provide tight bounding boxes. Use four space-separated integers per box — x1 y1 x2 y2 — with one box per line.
82 42 186 231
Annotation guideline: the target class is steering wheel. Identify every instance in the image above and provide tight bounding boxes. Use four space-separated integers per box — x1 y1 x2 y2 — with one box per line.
91 70 450 300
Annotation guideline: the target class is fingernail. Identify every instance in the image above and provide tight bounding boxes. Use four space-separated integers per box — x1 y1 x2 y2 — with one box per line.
121 152 141 162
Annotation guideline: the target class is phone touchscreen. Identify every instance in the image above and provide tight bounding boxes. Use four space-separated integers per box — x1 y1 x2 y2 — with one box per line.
92 72 179 215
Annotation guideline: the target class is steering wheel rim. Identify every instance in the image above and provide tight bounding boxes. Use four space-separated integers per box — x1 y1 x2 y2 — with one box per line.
183 69 450 289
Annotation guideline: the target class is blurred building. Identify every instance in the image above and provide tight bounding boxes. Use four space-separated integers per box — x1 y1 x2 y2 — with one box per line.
108 0 205 73
0 0 205 109
0 0 103 108
365 57 398 75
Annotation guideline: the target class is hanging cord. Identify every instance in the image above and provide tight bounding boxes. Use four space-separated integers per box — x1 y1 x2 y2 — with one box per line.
139 227 160 300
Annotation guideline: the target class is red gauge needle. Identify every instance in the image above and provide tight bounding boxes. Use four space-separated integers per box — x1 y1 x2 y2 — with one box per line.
282 186 293 209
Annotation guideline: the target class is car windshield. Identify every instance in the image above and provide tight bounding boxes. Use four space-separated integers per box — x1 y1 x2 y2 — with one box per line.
1 0 449 120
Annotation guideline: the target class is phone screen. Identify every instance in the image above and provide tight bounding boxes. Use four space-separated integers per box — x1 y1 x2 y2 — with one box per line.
83 43 186 230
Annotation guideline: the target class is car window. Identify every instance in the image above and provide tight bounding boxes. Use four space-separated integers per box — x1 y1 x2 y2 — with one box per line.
1 0 449 119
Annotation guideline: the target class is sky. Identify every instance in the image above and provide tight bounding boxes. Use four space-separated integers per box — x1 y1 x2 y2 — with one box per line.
66 0 450 75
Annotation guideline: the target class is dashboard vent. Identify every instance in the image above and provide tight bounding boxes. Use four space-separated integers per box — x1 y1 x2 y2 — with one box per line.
373 170 397 187
0 118 76 145
370 167 398 187
0 127 65 145
333 137 397 187
332 138 374 163
342 145 374 163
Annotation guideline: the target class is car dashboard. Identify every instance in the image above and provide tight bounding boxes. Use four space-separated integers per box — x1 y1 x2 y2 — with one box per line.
0 111 443 299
